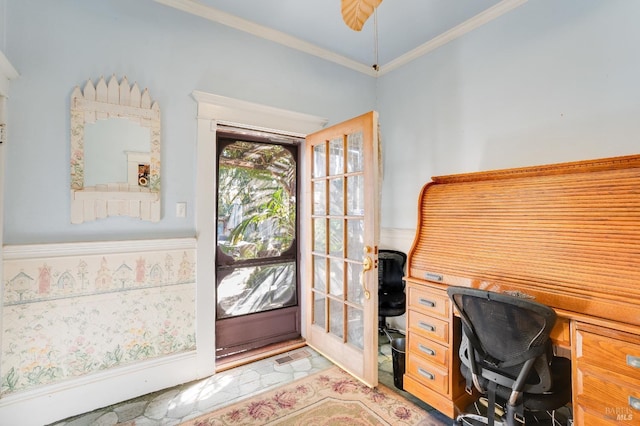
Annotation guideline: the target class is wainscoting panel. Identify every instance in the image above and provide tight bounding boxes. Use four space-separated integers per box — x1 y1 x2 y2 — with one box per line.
1 238 196 397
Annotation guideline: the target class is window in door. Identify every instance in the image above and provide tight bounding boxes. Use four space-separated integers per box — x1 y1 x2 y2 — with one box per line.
215 133 301 359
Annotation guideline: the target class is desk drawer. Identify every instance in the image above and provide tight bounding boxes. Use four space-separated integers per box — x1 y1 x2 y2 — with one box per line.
408 309 449 344
407 286 449 319
408 332 449 367
575 405 634 426
575 368 640 424
407 352 448 394
576 328 640 382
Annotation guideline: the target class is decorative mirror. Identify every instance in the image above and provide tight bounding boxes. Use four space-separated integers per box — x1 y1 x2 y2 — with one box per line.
70 75 161 223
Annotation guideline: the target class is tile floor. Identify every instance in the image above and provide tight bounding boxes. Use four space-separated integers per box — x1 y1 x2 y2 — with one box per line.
51 333 447 426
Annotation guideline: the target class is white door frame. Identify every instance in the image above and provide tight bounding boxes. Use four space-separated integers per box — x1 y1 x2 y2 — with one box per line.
192 91 327 367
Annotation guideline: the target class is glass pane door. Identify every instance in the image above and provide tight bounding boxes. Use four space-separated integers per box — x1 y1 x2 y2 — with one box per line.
216 136 301 358
306 112 379 386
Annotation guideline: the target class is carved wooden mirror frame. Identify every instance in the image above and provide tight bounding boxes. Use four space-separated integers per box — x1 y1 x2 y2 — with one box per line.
70 75 161 223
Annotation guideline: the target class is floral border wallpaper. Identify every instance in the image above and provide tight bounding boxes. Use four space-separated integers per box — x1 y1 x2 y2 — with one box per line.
1 247 196 396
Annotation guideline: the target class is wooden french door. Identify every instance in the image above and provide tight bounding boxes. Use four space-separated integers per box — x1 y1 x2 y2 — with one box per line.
305 111 380 387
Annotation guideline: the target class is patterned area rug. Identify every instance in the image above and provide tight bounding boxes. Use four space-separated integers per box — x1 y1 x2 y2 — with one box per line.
181 366 449 425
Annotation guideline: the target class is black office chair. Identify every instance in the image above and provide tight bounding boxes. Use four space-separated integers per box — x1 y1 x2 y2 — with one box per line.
378 249 407 335
447 287 572 426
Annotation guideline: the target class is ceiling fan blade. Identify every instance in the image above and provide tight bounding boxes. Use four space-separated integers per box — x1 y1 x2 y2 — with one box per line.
341 0 383 32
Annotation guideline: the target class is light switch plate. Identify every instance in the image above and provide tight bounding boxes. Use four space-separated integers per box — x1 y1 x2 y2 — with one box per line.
176 202 187 218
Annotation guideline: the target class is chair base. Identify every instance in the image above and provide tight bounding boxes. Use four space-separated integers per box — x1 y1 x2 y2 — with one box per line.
455 398 572 426
378 315 404 335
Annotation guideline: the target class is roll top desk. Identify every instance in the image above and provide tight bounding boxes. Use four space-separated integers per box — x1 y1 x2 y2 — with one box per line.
403 154 640 425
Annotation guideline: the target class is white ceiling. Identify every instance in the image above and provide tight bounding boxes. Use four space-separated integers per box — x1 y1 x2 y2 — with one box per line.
155 0 527 76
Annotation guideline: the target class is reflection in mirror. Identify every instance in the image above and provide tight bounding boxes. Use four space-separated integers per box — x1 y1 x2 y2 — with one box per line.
84 117 150 187
70 75 161 223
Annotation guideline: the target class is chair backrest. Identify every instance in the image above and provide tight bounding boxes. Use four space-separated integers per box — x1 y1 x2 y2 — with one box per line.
378 250 407 292
447 286 557 393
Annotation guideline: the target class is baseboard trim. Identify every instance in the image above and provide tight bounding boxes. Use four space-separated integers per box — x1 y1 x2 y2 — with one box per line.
0 350 209 426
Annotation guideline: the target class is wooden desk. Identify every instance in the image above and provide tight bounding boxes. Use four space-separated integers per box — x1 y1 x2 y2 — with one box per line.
403 155 640 425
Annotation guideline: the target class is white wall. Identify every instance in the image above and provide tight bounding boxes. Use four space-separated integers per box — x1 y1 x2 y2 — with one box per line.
377 0 640 230
3 0 375 245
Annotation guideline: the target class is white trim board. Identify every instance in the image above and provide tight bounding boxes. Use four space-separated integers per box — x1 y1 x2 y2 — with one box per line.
155 0 376 77
378 0 528 76
192 91 327 376
155 0 527 77
3 237 196 260
192 91 328 135
0 352 199 426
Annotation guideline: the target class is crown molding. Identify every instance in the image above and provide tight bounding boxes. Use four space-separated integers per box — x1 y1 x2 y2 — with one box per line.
156 0 526 78
378 0 528 76
154 0 377 77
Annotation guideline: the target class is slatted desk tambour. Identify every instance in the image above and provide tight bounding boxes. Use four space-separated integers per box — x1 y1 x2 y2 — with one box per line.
403 154 640 425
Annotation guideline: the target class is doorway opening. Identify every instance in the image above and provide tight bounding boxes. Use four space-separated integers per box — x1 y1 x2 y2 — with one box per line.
215 131 302 362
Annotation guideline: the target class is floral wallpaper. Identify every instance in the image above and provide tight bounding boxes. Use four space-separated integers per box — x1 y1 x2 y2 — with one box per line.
1 247 196 396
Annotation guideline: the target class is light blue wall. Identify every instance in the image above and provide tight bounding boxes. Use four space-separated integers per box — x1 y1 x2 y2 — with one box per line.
0 0 5 51
3 0 375 244
6 0 640 240
377 0 640 230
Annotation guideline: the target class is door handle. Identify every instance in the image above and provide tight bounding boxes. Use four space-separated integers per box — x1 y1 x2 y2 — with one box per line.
360 247 373 300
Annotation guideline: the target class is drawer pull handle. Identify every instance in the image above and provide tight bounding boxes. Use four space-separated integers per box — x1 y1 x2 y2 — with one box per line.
627 355 640 369
419 344 435 356
630 396 640 411
418 368 435 380
419 298 436 308
425 272 443 282
419 321 436 332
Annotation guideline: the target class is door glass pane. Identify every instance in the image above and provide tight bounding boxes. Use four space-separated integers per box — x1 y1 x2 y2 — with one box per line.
313 180 326 215
217 142 296 260
328 137 344 176
346 175 364 216
217 262 296 319
313 292 326 327
313 144 326 178
329 178 344 215
329 219 343 256
346 261 364 305
329 299 344 339
346 219 364 261
313 256 326 293
347 306 364 350
329 259 344 297
313 218 326 253
347 131 364 173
